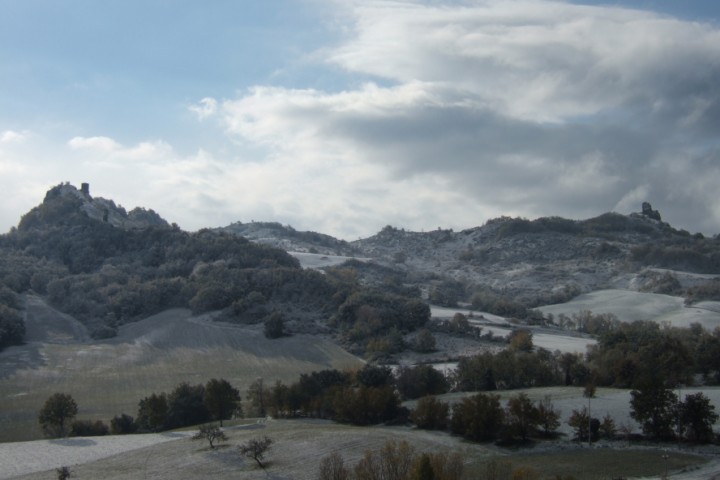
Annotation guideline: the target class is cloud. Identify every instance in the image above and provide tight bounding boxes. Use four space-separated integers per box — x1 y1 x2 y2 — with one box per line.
68 136 121 151
188 97 218 120
204 0 720 236
0 130 30 144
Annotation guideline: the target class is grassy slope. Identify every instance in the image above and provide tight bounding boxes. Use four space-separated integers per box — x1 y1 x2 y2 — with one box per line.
0 298 362 443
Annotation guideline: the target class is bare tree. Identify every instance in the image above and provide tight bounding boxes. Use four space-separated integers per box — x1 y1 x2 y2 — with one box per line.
239 436 273 468
192 424 227 449
319 451 350 480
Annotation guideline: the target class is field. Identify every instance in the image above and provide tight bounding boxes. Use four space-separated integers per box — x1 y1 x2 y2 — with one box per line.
5 292 720 479
539 289 720 330
0 296 362 443
1 417 713 480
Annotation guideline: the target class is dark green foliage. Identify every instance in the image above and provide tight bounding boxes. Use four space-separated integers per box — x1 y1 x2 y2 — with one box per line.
428 279 465 307
136 393 168 432
0 303 24 350
413 329 436 353
69 419 108 437
471 287 529 318
679 392 718 443
356 364 394 388
166 382 210 429
264 369 352 419
631 241 720 274
450 393 505 442
630 380 678 441
332 385 401 426
38 393 78 438
505 393 540 441
410 396 449 430
396 365 449 400
567 407 597 442
110 413 138 434
589 320 693 388
455 349 559 391
204 378 241 426
334 290 430 343
536 396 561 437
263 311 285 339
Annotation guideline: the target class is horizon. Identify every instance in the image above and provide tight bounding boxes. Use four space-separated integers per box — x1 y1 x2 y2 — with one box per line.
2 1 720 239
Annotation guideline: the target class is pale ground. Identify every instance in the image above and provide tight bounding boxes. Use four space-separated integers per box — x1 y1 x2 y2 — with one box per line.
289 251 370 269
5 387 720 479
1 420 486 480
539 289 720 331
430 304 596 354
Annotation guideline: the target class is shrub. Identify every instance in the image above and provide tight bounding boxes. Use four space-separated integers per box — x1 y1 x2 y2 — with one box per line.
70 419 109 437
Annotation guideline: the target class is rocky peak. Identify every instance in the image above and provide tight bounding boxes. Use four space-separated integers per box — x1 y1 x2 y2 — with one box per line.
23 182 169 231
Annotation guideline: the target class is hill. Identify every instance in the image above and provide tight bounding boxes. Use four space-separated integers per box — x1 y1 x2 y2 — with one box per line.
0 296 362 443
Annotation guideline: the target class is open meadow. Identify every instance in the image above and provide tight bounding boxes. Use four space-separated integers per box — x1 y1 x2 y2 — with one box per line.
0 297 362 443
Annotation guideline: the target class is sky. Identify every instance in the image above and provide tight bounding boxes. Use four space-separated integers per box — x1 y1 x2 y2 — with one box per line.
1 0 720 240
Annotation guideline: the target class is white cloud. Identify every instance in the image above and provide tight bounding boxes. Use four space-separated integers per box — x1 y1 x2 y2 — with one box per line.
3 1 720 238
203 0 720 236
189 97 218 120
0 130 30 144
68 136 121 152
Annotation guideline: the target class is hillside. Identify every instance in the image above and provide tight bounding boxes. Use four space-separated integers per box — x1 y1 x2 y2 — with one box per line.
217 208 720 311
0 296 363 443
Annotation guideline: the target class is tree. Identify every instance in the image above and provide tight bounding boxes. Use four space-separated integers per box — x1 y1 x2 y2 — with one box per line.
239 436 273 468
414 329 436 353
450 393 505 442
630 380 678 440
599 413 616 439
506 393 539 441
508 329 533 352
263 311 285 339
247 378 269 417
536 396 561 437
411 396 449 430
678 392 718 443
567 407 591 442
38 393 78 437
166 382 210 429
354 440 415 480
204 378 241 426
319 451 350 480
110 413 138 434
192 423 228 449
137 392 168 432
396 365 449 400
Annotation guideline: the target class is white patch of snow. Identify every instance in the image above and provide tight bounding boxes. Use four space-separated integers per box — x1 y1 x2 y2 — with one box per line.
0 432 192 479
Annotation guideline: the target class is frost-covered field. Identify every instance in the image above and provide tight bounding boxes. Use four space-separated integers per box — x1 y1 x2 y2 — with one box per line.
0 432 191 479
289 252 370 269
430 304 595 354
539 289 720 330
